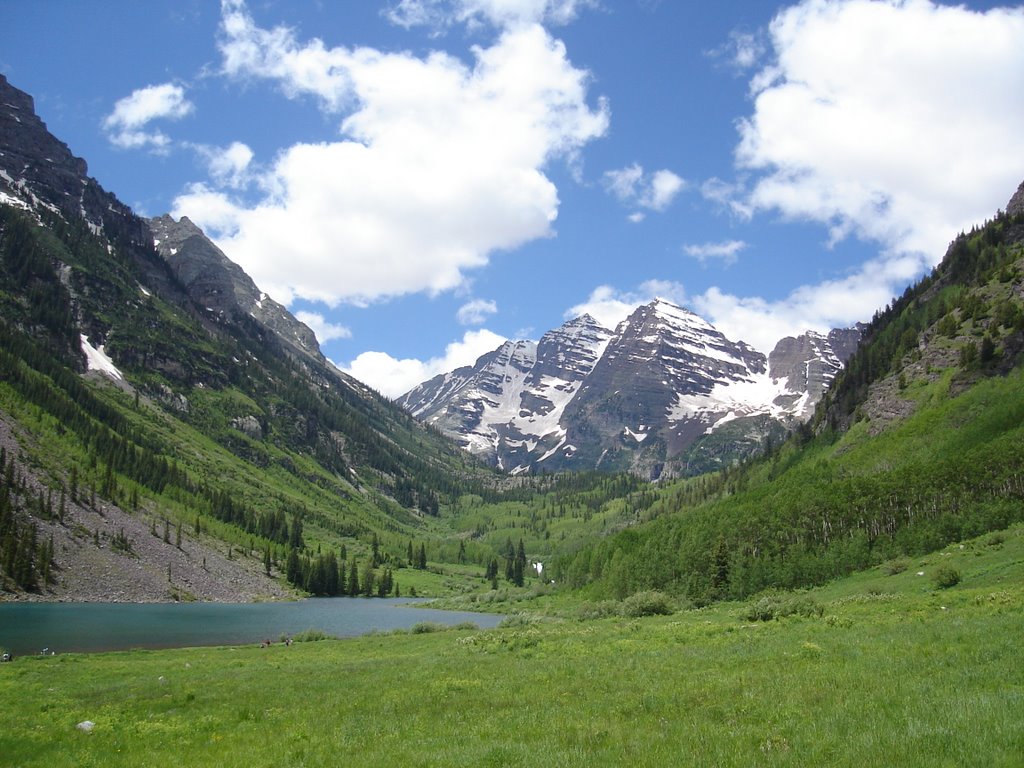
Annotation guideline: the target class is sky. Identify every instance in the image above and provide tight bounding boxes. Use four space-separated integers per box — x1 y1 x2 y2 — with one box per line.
3 0 1024 398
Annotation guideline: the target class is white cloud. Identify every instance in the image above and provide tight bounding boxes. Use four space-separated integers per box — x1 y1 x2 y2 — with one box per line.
386 0 598 32
177 1 608 306
692 250 921 353
645 169 685 211
737 0 1024 262
294 311 352 343
708 30 766 72
603 164 643 201
204 141 255 189
565 280 688 330
565 261 913 354
700 176 753 218
457 298 498 324
683 239 746 266
103 82 193 150
603 164 685 219
341 328 506 398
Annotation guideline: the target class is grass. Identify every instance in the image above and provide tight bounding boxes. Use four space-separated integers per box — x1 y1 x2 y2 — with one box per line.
2 524 1022 767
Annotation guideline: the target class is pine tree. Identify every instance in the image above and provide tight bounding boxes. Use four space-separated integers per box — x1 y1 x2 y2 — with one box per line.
286 547 301 584
348 559 360 596
512 539 526 587
361 560 376 597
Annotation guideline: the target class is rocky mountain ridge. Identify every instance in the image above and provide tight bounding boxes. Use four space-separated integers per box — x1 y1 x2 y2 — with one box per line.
401 299 861 478
0 73 480 600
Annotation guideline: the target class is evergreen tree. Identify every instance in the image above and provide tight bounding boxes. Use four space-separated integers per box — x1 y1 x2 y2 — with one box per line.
286 547 301 584
512 539 526 587
361 560 375 597
347 559 360 596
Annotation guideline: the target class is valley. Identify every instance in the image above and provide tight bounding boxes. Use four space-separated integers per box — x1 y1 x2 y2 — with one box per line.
1 15 1023 764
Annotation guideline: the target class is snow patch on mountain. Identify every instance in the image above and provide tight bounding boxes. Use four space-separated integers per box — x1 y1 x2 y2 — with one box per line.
80 334 123 380
400 298 861 475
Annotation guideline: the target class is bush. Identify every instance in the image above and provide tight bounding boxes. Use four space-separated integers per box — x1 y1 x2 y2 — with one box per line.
621 591 675 618
883 558 908 575
576 600 623 621
292 628 333 642
932 565 961 589
409 621 447 634
743 593 823 622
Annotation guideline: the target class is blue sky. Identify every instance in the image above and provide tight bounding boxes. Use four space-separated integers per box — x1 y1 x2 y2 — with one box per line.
4 0 1023 397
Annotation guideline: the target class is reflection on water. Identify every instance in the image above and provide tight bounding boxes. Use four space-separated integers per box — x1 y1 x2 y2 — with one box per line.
0 598 502 655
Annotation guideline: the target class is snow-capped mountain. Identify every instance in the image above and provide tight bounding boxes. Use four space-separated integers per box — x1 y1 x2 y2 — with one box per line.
400 314 613 468
400 299 861 478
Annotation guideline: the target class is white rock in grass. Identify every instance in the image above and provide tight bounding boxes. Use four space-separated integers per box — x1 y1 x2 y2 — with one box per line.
76 721 95 733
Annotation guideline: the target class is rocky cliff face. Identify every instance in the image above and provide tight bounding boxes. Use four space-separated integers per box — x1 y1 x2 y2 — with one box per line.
400 314 614 468
147 214 324 369
0 75 182 314
402 298 862 478
1007 180 1024 218
767 327 864 418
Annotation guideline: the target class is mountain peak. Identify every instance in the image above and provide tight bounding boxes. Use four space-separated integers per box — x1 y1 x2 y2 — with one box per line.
402 296 860 477
148 214 325 368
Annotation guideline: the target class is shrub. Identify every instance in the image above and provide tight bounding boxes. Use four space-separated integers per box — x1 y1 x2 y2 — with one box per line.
932 565 961 589
292 628 332 642
576 600 623 621
743 593 823 622
410 622 447 634
883 558 908 575
621 591 675 618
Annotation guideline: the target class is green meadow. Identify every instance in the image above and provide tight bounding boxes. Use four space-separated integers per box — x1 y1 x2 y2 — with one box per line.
3 524 1022 767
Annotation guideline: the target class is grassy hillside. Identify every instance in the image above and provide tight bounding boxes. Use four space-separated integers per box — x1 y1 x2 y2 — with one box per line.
2 521 1021 767
0 199 514 599
554 209 1024 603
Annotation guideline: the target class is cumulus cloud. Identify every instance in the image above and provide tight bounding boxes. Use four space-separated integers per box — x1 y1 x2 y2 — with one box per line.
176 1 608 306
708 29 766 72
565 280 688 330
341 328 507 398
103 83 193 150
737 0 1024 262
294 311 352 343
603 164 685 220
683 239 746 266
204 141 255 189
386 0 599 32
457 298 498 324
691 250 922 353
565 260 912 354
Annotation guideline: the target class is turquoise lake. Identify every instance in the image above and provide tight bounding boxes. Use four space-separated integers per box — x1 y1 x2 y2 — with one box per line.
0 598 502 655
